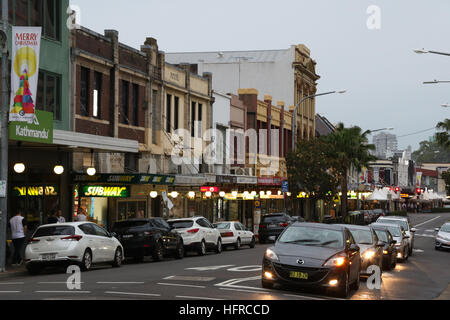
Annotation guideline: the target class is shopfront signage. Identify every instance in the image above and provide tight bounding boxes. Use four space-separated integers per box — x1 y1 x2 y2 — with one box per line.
13 185 58 197
236 176 257 184
258 177 284 186
80 186 130 198
216 175 237 184
200 186 219 193
9 110 53 144
73 174 175 185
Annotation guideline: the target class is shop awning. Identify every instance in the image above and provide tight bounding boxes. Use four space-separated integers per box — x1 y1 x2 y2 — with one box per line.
53 130 139 153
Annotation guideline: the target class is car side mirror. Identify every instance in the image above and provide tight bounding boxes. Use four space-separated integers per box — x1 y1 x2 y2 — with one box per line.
404 235 410 239
434 228 440 232
410 228 417 233
376 241 385 247
110 232 117 238
391 240 397 245
349 244 360 252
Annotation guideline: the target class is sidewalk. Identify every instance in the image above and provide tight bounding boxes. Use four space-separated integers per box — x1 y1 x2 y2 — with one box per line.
435 283 450 300
0 265 27 279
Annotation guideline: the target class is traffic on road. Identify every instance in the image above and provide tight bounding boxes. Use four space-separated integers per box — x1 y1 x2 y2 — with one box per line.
0 212 448 301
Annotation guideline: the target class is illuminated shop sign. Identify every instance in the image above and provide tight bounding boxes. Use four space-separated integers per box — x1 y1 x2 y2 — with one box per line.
200 186 219 193
80 186 130 198
13 186 58 197
72 174 175 185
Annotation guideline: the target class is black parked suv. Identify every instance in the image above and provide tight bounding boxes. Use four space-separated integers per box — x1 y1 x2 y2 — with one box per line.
258 213 293 244
112 218 184 262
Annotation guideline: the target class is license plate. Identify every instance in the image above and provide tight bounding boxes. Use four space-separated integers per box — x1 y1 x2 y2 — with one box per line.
122 235 134 239
268 224 276 228
41 254 56 261
268 236 276 241
290 271 308 280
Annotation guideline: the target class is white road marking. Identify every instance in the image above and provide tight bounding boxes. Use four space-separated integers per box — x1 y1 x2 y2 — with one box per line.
97 282 144 284
219 288 270 295
227 265 262 272
0 291 21 293
157 282 206 289
185 265 235 271
414 216 441 227
35 291 91 293
283 293 328 300
425 230 436 233
163 276 216 282
39 282 84 284
105 291 161 297
415 234 435 238
413 249 424 253
0 282 24 285
176 295 223 300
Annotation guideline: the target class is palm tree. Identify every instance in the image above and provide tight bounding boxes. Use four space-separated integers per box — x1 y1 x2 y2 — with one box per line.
436 119 450 149
323 123 376 218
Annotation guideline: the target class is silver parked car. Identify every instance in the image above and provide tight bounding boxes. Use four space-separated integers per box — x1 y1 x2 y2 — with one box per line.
372 223 409 262
435 222 450 250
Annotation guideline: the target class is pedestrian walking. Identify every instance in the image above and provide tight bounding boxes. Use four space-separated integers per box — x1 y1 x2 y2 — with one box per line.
57 209 66 223
9 211 28 266
47 210 58 224
76 207 87 221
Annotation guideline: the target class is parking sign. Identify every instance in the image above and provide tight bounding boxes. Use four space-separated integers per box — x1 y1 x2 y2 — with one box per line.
281 181 289 193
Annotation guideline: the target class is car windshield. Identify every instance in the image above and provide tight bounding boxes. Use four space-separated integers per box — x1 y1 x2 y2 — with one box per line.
381 225 401 237
278 226 344 249
440 224 450 232
379 218 408 231
262 215 285 223
348 229 373 244
214 222 231 229
34 226 75 237
374 229 388 242
168 220 194 229
113 220 148 230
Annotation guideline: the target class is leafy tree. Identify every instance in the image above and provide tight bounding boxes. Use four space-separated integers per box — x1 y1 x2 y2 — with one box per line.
412 139 450 163
322 123 376 218
435 119 450 149
441 170 450 196
287 138 339 220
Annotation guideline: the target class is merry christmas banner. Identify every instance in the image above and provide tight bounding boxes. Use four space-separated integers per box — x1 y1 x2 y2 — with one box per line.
9 27 42 123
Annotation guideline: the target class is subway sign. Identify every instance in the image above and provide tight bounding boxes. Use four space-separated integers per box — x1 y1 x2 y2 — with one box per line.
80 186 130 198
13 186 58 197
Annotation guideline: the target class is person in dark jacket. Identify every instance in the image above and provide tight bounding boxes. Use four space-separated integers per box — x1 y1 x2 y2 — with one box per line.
47 210 58 224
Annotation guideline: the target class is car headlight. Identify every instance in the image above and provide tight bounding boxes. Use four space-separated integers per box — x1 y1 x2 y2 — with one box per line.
323 254 346 267
265 248 279 261
363 250 376 260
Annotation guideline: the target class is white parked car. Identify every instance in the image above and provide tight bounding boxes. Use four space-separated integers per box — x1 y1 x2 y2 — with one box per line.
377 216 416 255
213 221 256 250
168 217 222 255
435 222 450 250
25 222 123 275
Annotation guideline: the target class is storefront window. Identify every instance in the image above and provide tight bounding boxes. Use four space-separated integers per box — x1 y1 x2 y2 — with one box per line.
118 200 146 221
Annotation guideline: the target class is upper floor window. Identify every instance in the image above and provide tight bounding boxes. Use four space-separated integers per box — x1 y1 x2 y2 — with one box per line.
80 67 89 117
36 70 61 120
132 84 139 126
93 71 102 119
121 80 129 125
2 0 61 41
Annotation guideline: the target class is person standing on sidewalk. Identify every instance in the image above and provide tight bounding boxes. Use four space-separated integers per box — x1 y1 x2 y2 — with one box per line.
9 211 28 266
57 209 66 223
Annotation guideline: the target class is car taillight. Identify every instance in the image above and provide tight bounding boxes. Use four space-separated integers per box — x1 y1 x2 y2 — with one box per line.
28 238 40 243
259 224 266 229
144 231 153 236
221 232 234 237
279 223 289 227
61 235 83 241
187 228 199 234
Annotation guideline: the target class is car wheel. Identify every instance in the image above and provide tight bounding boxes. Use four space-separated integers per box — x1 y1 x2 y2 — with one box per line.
26 264 42 275
261 279 274 289
215 238 222 254
409 245 413 256
351 270 360 290
249 237 256 248
435 245 440 251
174 240 184 259
198 240 207 256
80 249 92 271
234 238 241 250
337 272 350 298
112 247 122 268
152 240 164 261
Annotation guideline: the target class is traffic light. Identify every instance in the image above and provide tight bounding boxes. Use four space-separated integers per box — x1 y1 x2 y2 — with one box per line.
395 187 400 193
416 188 422 195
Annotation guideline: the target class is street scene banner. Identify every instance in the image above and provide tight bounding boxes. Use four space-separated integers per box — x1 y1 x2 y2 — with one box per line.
9 27 42 123
9 110 53 144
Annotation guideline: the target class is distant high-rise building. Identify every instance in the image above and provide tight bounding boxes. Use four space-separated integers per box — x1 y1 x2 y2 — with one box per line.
373 132 398 159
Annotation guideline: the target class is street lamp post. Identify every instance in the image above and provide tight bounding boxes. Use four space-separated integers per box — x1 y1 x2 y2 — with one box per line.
0 0 9 273
414 49 450 57
291 90 346 151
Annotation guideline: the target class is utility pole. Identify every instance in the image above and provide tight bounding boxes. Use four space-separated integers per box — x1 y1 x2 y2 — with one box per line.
0 0 9 272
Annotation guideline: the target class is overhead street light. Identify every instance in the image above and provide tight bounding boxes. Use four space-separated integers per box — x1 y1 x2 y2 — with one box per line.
368 127 394 134
414 48 450 56
291 90 347 151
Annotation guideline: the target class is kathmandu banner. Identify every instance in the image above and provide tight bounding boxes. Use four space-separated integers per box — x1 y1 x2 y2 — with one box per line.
9 27 42 123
